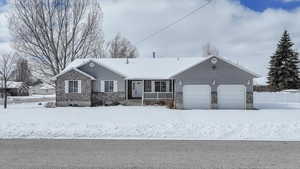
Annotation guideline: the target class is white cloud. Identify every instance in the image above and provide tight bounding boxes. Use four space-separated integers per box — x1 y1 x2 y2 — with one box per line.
0 0 300 76
102 0 300 76
0 4 12 54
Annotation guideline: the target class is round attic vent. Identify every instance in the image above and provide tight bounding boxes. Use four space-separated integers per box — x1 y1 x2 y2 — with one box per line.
89 62 95 68
211 57 218 65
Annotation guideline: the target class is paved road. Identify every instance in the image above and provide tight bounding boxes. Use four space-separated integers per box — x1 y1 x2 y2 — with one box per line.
0 140 299 169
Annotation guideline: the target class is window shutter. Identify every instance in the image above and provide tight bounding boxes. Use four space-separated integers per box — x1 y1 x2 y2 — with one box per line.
65 81 69 93
113 81 118 92
101 81 105 92
78 80 82 93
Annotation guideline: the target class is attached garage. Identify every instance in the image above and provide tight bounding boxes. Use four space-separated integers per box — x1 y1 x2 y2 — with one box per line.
217 85 246 109
183 85 211 109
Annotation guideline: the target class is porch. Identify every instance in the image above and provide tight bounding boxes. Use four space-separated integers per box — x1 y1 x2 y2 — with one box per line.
126 80 175 102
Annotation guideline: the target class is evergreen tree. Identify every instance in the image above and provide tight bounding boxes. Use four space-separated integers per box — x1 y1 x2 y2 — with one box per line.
268 30 300 91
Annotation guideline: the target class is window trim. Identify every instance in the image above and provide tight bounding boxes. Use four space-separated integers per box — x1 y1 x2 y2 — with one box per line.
104 80 114 93
68 80 79 93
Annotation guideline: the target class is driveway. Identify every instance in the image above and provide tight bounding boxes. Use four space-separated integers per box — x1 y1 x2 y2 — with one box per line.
0 139 299 169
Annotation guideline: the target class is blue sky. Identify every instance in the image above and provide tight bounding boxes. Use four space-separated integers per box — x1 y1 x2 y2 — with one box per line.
0 0 300 12
239 0 300 12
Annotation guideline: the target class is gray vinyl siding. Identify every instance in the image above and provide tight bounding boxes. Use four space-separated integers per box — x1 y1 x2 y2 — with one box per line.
173 57 256 93
78 61 126 92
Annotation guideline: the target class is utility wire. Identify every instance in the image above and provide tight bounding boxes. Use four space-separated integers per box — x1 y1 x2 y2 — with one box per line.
135 0 213 45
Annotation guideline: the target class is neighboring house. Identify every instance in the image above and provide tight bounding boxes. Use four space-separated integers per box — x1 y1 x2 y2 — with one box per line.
29 83 55 95
253 77 273 92
0 81 29 96
54 56 259 109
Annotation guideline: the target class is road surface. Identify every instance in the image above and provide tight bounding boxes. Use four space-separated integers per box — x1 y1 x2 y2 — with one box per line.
0 139 299 169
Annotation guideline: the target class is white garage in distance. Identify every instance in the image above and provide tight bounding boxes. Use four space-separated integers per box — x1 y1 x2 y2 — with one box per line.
183 85 211 109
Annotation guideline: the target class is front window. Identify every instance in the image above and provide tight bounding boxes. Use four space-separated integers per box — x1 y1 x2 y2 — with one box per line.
104 81 114 92
144 80 152 92
69 80 78 93
155 81 167 92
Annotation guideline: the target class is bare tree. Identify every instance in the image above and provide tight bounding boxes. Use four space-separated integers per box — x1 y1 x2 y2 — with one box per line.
9 0 104 78
107 33 139 58
202 43 219 57
15 58 32 83
0 53 17 109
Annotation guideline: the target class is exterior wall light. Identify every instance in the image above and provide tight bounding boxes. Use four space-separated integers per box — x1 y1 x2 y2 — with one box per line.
179 80 183 86
248 80 251 85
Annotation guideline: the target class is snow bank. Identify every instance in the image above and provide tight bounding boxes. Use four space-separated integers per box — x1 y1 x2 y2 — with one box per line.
1 100 300 140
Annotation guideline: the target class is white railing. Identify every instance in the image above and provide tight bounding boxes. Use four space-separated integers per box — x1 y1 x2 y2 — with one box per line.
143 92 173 100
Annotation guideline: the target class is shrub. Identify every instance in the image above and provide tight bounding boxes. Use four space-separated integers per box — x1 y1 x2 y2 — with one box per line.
44 102 56 108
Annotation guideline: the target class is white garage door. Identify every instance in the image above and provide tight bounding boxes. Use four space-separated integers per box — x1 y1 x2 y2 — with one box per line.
218 85 246 109
183 85 211 109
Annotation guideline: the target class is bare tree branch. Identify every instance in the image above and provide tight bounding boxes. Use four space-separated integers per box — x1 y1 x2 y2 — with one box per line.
9 0 104 79
0 53 17 109
106 33 139 58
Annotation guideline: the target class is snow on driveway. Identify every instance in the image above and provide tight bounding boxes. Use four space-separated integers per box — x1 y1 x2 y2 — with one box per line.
1 101 300 140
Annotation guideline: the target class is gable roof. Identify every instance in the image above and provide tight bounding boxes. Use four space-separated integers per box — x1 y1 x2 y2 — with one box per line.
56 56 260 80
171 56 260 78
54 67 96 80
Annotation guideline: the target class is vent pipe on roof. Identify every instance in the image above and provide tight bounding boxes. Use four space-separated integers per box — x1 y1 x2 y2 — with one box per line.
126 57 129 64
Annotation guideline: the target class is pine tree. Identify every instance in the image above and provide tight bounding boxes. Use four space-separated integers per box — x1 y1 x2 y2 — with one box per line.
268 30 300 91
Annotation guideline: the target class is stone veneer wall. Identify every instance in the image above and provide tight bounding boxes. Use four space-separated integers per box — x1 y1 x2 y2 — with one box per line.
92 92 126 106
175 92 183 109
56 70 92 107
211 91 218 109
246 92 254 109
175 91 254 110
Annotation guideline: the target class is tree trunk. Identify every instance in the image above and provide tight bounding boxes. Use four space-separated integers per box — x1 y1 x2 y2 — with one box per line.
4 89 7 109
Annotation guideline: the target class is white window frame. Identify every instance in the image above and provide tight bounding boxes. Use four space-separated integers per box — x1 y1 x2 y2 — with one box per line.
68 80 80 93
104 80 114 93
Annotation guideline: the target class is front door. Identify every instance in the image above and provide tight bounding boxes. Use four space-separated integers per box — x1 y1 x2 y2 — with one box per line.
132 81 143 98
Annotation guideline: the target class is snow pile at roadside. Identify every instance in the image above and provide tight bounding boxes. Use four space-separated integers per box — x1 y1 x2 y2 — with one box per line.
1 101 300 140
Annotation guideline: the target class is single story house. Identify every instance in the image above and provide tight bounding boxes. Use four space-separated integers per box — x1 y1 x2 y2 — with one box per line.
54 56 259 109
29 83 55 95
0 81 29 96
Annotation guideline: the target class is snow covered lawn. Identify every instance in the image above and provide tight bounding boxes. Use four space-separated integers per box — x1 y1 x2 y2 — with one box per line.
0 95 55 104
1 98 300 140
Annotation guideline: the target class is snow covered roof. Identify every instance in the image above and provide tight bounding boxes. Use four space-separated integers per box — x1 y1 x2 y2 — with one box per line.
0 81 25 88
54 67 96 80
56 56 259 80
40 83 55 90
